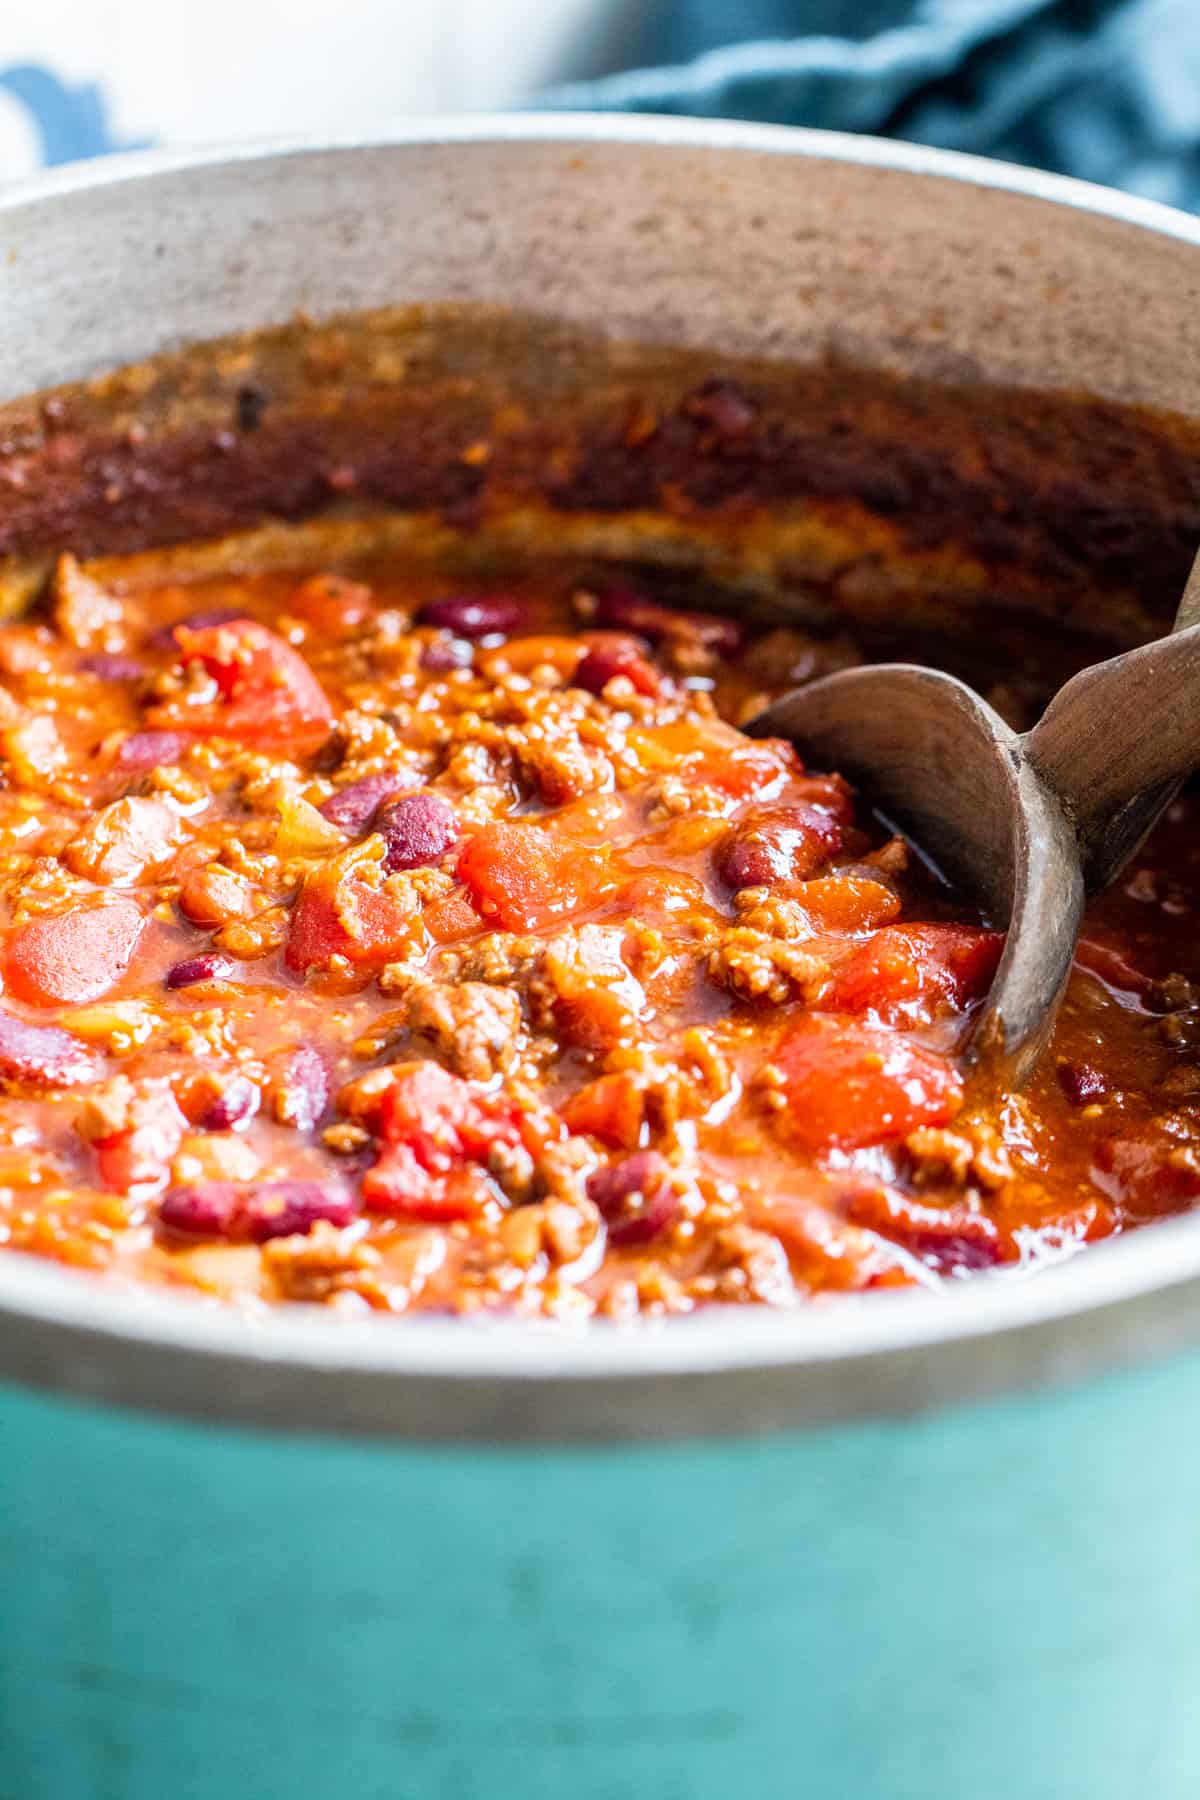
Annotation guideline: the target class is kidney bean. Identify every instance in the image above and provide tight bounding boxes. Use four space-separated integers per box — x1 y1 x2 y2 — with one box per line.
716 836 784 891
160 1177 356 1241
116 730 187 770
0 1011 103 1089
586 1151 680 1247
272 1044 331 1131
242 1180 359 1241
416 594 525 639
716 803 843 891
79 653 145 681
592 590 742 656
319 772 408 835
575 638 660 698
160 1182 240 1236
1058 1061 1109 1107
165 952 235 990
377 792 459 873
198 1075 260 1131
907 1231 1005 1274
845 1184 1004 1274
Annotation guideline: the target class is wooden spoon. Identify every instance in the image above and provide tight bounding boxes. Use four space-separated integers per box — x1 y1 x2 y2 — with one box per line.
746 560 1200 1083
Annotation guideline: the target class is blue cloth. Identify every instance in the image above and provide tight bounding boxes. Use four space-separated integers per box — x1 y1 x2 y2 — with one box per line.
0 64 144 165
546 0 1200 211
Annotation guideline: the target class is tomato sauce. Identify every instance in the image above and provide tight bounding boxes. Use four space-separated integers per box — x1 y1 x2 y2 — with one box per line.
0 549 1194 1317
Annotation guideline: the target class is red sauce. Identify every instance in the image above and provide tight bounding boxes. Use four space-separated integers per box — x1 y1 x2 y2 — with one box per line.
0 550 1193 1318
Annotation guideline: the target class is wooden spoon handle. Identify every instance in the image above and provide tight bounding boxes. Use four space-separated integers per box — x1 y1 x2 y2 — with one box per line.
1023 553 1200 888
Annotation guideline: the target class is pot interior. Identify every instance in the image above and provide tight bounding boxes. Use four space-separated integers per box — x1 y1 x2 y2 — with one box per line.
2 131 1200 1435
1 300 1198 706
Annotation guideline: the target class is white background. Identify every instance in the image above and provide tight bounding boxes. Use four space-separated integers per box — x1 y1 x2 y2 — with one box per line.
0 0 640 179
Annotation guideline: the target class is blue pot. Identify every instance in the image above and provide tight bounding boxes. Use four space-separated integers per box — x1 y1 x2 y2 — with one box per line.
5 1347 1200 1800
4 122 1200 1800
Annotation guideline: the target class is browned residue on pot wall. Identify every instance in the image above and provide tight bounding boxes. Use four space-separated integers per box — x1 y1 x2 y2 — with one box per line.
0 305 1197 656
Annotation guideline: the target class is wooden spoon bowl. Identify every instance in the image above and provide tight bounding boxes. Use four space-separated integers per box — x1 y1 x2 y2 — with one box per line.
748 563 1200 1082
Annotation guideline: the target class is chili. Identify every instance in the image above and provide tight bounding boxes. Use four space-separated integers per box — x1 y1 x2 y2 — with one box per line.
0 552 1193 1318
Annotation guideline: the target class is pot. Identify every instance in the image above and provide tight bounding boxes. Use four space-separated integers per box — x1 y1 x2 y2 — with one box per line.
4 119 1200 1800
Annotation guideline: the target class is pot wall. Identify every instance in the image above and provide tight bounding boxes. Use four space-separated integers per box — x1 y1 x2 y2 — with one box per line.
6 125 1200 408
5 1353 1199 1800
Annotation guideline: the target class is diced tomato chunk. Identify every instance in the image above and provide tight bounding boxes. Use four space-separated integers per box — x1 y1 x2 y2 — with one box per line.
1094 1131 1200 1219
287 880 414 972
771 1017 964 1154
423 887 482 944
696 736 804 803
285 844 418 973
94 1088 187 1197
150 619 334 749
361 1061 534 1221
778 874 901 933
820 924 1004 1023
616 869 714 928
362 1138 493 1222
457 823 613 932
630 722 803 805
285 885 346 973
5 897 145 1007
561 1071 645 1149
290 574 374 636
381 1060 541 1162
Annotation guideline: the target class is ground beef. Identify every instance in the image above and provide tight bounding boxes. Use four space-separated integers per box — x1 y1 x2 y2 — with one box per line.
404 977 526 1080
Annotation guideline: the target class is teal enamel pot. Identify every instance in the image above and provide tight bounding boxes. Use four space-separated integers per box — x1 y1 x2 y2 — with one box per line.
5 121 1200 1800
